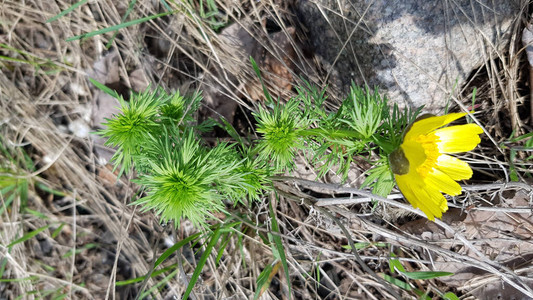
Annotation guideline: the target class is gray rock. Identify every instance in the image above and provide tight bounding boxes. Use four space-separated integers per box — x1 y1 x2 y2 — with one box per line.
295 0 520 111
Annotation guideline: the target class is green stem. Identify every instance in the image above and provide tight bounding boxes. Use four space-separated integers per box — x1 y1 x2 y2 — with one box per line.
300 127 396 155
372 135 395 154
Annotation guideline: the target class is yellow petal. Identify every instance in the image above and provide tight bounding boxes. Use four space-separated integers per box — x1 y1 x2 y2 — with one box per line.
416 186 449 220
405 113 466 140
435 154 473 180
395 173 448 220
424 168 462 196
401 139 426 170
434 124 483 153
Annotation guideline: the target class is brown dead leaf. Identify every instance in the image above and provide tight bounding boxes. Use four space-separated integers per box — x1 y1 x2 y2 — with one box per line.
91 92 120 163
97 164 119 186
91 93 120 129
261 27 297 93
129 68 149 92
201 22 298 124
89 51 121 86
463 209 533 242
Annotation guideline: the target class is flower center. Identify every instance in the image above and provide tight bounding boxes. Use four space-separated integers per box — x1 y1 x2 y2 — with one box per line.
415 133 440 177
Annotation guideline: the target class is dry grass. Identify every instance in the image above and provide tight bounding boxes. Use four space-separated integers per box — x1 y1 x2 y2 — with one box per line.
0 0 532 299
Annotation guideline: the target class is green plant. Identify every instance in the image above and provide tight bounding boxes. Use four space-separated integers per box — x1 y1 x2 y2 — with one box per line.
383 254 458 300
98 69 424 227
254 80 421 195
97 75 421 299
116 220 244 299
187 0 229 32
98 87 271 228
0 134 81 299
0 135 32 214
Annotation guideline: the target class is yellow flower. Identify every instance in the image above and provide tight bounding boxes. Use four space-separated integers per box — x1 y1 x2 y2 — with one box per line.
389 112 483 220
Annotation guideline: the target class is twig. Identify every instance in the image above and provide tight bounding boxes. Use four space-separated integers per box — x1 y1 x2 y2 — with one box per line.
315 194 404 206
461 182 533 192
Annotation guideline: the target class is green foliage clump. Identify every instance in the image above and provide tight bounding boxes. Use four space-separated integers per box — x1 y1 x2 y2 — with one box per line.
99 91 160 174
254 98 310 170
99 79 421 228
99 88 269 228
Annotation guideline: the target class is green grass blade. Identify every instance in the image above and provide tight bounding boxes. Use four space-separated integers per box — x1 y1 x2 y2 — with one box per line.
66 11 174 42
389 256 406 273
399 271 453 280
18 178 28 211
254 262 274 300
46 0 89 23
0 43 61 71
509 131 533 143
0 257 8 279
471 87 477 110
413 290 432 300
51 223 66 239
138 267 179 299
382 274 411 291
35 182 66 197
0 275 39 283
159 0 172 11
237 228 247 269
116 264 177 286
153 232 201 268
88 78 120 99
269 197 292 299
0 184 16 197
51 291 68 300
7 224 51 248
250 57 274 104
342 242 388 250
216 232 230 265
0 187 15 216
182 228 221 300
384 273 432 299
443 292 460 300
0 55 33 65
24 208 49 220
62 243 98 258
35 259 55 272
105 0 138 48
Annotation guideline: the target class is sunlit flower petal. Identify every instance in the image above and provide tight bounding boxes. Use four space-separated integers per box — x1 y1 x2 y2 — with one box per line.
390 113 482 220
434 124 483 153
404 113 466 140
396 175 448 219
436 154 472 180
424 168 462 196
